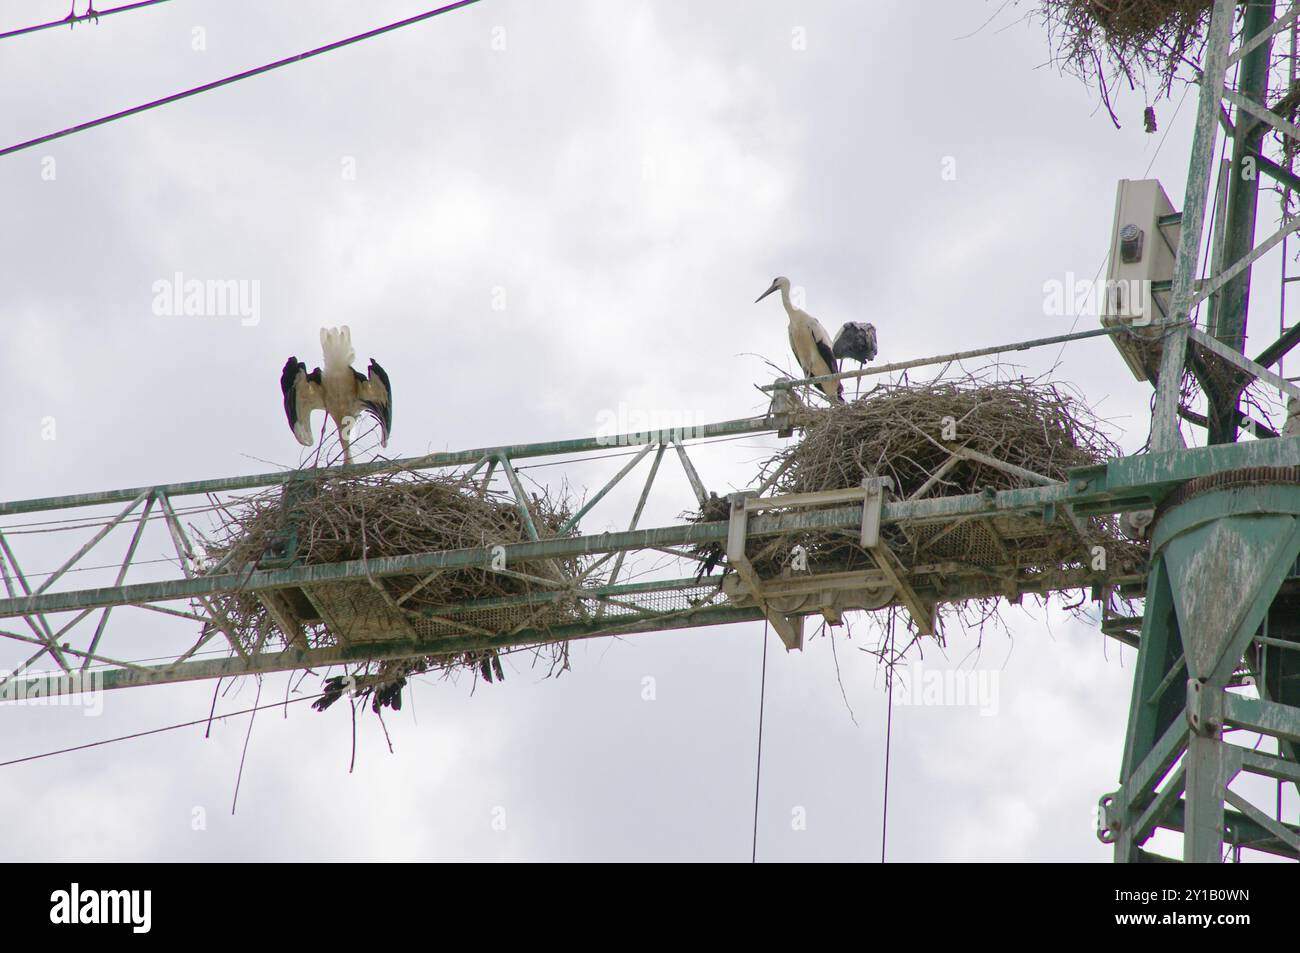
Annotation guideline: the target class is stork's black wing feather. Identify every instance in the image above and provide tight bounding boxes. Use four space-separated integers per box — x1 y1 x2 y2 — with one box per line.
312 675 349 713
832 322 878 363
813 336 844 402
354 359 393 442
276 356 319 434
814 337 839 378
280 357 323 442
368 359 392 432
372 678 405 713
280 357 305 429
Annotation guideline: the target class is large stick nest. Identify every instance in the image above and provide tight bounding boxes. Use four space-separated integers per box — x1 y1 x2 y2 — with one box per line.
200 468 580 706
773 378 1109 497
697 375 1147 592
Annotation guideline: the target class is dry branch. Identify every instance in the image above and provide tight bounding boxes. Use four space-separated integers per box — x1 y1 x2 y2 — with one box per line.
1032 0 1217 125
199 468 581 711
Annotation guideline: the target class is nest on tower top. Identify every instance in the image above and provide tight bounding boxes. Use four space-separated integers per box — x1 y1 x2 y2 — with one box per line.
199 468 580 712
694 374 1148 611
1034 0 1214 125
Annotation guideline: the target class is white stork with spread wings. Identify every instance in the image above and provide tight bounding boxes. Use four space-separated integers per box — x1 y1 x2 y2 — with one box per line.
756 276 844 403
280 326 392 465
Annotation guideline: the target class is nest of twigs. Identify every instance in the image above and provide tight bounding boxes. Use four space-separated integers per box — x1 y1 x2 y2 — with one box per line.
200 468 579 708
774 377 1110 497
694 375 1147 618
1033 0 1215 125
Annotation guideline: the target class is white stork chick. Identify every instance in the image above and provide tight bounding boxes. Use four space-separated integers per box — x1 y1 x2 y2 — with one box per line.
280 326 392 465
832 320 878 398
756 276 843 403
833 321 878 367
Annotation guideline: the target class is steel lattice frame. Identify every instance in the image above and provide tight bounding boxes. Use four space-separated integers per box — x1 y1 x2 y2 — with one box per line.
0 403 1131 690
1105 0 1300 863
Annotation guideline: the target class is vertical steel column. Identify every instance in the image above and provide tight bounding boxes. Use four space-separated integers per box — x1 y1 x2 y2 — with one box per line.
1205 0 1278 443
1152 0 1236 453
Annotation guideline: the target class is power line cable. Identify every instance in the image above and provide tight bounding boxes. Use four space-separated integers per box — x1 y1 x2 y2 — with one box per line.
751 619 768 863
0 0 484 159
0 0 174 41
0 689 324 768
881 631 894 863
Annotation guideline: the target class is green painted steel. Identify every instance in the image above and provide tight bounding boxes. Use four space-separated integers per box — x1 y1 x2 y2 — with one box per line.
1155 794 1300 860
1151 0 1236 454
1204 0 1277 443
2 603 767 695
0 415 782 517
1075 436 1300 508
1223 693 1300 744
1110 474 1300 862
0 504 862 617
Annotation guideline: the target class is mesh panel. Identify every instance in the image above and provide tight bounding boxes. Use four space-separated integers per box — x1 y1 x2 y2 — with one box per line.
263 507 1107 650
907 513 1088 570
404 584 723 642
303 582 416 644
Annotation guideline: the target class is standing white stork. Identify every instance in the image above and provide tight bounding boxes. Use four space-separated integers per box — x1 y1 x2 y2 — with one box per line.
280 326 392 465
756 276 843 403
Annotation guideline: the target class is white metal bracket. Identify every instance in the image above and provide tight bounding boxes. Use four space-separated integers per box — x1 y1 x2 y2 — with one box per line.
859 477 936 636
726 490 804 651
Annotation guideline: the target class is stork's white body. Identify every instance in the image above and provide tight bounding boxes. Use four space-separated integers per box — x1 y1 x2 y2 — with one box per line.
758 277 843 402
281 326 392 465
320 327 361 432
786 308 839 396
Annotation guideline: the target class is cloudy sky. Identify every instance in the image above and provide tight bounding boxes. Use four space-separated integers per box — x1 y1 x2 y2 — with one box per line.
1 0 1292 862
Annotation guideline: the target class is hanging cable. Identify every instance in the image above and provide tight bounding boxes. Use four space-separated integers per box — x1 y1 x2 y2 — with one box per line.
0 0 175 42
880 630 894 863
751 619 769 863
230 676 262 814
0 0 484 159
0 689 324 768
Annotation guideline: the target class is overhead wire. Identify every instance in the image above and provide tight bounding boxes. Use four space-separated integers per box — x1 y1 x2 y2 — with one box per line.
0 0 485 159
751 619 769 863
0 689 324 768
881 631 895 863
0 0 174 41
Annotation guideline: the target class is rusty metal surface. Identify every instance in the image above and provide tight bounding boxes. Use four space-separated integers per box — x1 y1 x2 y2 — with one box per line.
1161 466 1300 513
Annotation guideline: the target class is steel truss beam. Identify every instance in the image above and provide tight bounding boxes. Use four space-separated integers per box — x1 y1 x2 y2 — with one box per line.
0 413 793 685
2 408 1293 700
